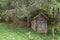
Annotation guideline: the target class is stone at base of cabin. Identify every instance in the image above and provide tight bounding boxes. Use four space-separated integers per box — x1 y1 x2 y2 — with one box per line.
37 30 47 33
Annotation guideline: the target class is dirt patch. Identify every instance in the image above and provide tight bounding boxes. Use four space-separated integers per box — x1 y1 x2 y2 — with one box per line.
10 20 27 28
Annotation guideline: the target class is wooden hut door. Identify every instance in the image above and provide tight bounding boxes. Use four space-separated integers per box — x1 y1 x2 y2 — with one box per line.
37 21 45 32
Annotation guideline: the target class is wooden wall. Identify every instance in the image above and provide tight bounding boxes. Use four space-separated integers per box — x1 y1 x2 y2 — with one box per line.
31 14 47 33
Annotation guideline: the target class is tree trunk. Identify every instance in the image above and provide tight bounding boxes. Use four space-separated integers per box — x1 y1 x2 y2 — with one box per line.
52 27 55 40
27 15 30 28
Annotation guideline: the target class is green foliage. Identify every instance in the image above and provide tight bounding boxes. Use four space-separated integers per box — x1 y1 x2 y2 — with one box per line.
20 17 27 22
30 8 48 19
56 0 60 3
0 0 60 25
0 4 4 13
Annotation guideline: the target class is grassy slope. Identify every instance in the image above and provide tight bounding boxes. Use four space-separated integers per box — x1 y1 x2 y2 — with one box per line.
0 23 60 40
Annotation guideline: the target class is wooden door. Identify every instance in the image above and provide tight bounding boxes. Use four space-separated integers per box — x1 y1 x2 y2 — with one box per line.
37 20 46 32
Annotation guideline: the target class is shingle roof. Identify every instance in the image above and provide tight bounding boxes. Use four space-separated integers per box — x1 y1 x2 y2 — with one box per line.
33 13 48 20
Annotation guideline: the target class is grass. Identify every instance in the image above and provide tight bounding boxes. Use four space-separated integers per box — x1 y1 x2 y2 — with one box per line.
0 23 60 40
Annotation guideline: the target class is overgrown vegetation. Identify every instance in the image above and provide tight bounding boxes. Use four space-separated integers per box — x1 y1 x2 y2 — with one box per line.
0 0 60 40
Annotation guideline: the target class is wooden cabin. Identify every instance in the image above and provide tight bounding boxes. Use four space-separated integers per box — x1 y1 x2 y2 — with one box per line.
31 13 48 33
